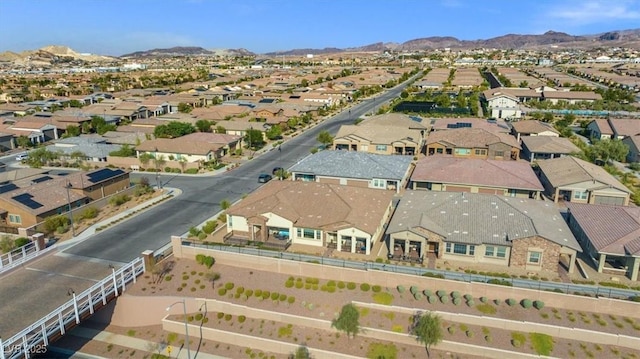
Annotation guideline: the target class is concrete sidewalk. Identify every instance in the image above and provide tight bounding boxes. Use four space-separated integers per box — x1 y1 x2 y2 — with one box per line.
53 326 228 359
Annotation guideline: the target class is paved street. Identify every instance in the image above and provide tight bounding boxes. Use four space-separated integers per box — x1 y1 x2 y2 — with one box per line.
0 76 416 339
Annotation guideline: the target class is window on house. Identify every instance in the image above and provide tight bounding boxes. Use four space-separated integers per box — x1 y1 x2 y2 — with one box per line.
454 148 471 155
573 191 588 200
485 245 507 258
528 251 542 264
376 145 387 151
297 228 321 240
8 214 22 224
228 216 233 228
436 148 443 154
495 151 505 157
453 243 466 254
475 149 487 155
372 179 386 188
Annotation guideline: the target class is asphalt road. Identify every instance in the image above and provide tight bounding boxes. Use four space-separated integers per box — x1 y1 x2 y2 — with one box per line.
63 76 417 263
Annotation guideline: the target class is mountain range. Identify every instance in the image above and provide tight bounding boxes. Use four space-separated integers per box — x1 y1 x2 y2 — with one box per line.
1 29 639 64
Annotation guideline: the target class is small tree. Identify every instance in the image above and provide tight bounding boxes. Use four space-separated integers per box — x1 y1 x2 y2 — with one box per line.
316 130 334 147
220 199 231 210
289 344 311 359
411 312 443 357
331 303 360 339
205 271 221 288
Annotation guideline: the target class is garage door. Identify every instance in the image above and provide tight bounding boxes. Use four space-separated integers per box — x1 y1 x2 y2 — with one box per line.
594 196 625 205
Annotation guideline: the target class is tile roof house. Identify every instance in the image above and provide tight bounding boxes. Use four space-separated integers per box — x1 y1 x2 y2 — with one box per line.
386 191 581 273
520 136 580 163
0 167 129 228
588 118 640 140
426 128 520 160
411 156 543 199
566 202 640 281
135 132 241 163
510 120 560 142
288 150 414 193
622 135 640 163
225 181 395 254
333 113 428 156
536 156 631 206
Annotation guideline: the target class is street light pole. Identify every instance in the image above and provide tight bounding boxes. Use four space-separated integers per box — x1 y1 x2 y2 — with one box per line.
154 147 160 189
68 288 80 324
166 299 191 359
65 182 76 237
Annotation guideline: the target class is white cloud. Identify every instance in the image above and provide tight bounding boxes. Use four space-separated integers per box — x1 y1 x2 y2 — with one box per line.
548 0 640 24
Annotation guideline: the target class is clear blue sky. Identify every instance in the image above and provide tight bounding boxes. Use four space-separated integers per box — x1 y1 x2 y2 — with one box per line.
1 0 639 56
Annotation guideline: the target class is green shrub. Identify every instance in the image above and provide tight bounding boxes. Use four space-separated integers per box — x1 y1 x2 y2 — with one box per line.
44 215 69 234
521 299 533 309
372 285 382 292
466 299 475 307
397 285 406 293
423 289 432 297
218 288 227 296
347 282 356 290
202 220 218 234
436 290 447 297
480 296 488 303
262 291 271 300
198 232 207 240
448 326 456 334
285 280 294 288
238 315 246 323
440 296 449 304
254 289 262 297
530 333 554 355
195 313 203 321
410 286 419 295
506 298 516 306
279 294 287 301
413 292 423 300
196 254 206 264
428 295 437 304
109 194 131 206
422 272 445 279
360 283 370 292
337 281 345 289
224 314 232 321
217 312 224 319
533 300 545 310
295 281 304 289
487 278 513 286
464 294 473 301
452 297 461 305
476 303 497 315
451 291 461 299
79 207 99 220
185 168 199 174
373 292 394 305
287 296 295 304
327 280 336 287
202 256 215 268
236 287 245 295
466 330 474 338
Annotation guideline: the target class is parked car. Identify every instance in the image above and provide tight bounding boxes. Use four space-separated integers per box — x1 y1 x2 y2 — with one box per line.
258 174 273 183
15 153 28 161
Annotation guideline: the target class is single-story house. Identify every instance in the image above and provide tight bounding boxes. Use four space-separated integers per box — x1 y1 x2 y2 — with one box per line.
566 202 640 281
386 191 581 273
588 118 640 140
536 156 631 206
520 136 580 163
623 135 640 163
288 150 414 193
510 120 560 142
225 181 395 255
333 113 428 156
135 132 241 164
411 156 543 199
426 128 520 160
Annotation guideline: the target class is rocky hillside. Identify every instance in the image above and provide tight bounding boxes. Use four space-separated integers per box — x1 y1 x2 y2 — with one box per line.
0 45 116 66
120 46 254 58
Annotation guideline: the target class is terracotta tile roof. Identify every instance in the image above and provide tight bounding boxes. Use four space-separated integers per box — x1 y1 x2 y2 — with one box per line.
412 156 543 190
590 119 614 135
135 138 221 155
566 202 640 255
215 119 255 131
537 156 630 193
542 91 602 100
521 136 580 154
335 124 422 145
359 113 429 130
511 120 559 135
227 181 394 234
609 118 640 137
179 132 240 144
426 128 520 148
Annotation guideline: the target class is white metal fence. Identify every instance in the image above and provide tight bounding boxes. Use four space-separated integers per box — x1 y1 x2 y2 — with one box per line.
0 241 55 276
0 257 145 359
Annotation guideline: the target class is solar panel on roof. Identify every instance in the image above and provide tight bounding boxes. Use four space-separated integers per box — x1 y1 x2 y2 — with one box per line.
31 176 52 183
259 98 275 103
87 168 125 184
409 116 423 123
12 193 43 209
0 183 18 194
